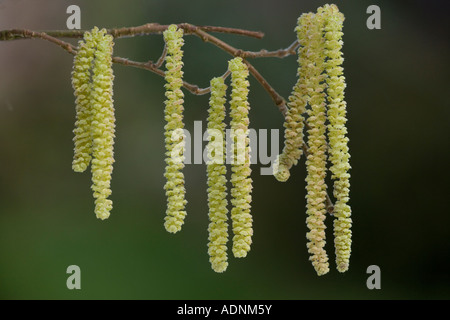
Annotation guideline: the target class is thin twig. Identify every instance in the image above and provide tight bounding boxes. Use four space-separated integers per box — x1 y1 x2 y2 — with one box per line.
244 61 288 116
197 25 263 39
220 70 231 81
112 56 207 95
153 43 167 69
242 40 300 58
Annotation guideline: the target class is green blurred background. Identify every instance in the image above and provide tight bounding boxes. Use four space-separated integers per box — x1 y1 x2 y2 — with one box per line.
0 0 449 299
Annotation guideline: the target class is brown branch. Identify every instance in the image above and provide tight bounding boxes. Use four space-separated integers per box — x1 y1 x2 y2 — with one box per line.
0 23 264 40
0 24 292 115
0 28 212 95
0 24 335 214
196 25 264 39
0 29 78 53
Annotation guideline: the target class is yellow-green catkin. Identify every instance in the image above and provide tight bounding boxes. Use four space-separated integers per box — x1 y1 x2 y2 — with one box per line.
228 57 253 258
273 11 312 182
163 25 187 233
89 28 116 220
323 4 352 273
206 77 229 273
71 30 97 173
302 10 330 276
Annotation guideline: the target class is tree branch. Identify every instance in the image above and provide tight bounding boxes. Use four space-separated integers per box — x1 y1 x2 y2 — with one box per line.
0 23 264 40
0 24 293 114
0 29 78 53
0 23 335 214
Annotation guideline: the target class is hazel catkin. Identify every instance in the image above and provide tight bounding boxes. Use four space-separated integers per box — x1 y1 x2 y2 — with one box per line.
206 77 229 273
162 25 188 234
71 27 116 220
322 4 352 273
228 57 253 258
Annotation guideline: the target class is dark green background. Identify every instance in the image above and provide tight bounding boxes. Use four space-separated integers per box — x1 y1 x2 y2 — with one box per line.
0 0 449 299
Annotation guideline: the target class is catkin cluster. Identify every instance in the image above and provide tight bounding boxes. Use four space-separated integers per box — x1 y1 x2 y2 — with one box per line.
203 58 253 271
159 30 254 271
276 4 352 275
206 58 253 271
67 5 351 276
71 27 116 220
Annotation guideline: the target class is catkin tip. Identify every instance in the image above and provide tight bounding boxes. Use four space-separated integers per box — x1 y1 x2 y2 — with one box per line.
273 162 290 182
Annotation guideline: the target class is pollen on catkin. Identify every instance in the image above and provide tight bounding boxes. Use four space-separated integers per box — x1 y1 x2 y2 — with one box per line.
322 4 352 273
71 29 97 173
273 10 312 183
163 25 187 234
206 77 229 273
89 28 116 220
228 57 253 258
302 10 330 276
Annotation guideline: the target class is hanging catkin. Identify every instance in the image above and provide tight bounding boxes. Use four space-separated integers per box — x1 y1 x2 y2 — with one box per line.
273 11 311 182
71 27 116 220
162 25 188 233
228 57 253 258
302 11 330 276
206 77 229 273
322 4 352 273
71 29 96 173
89 28 116 220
